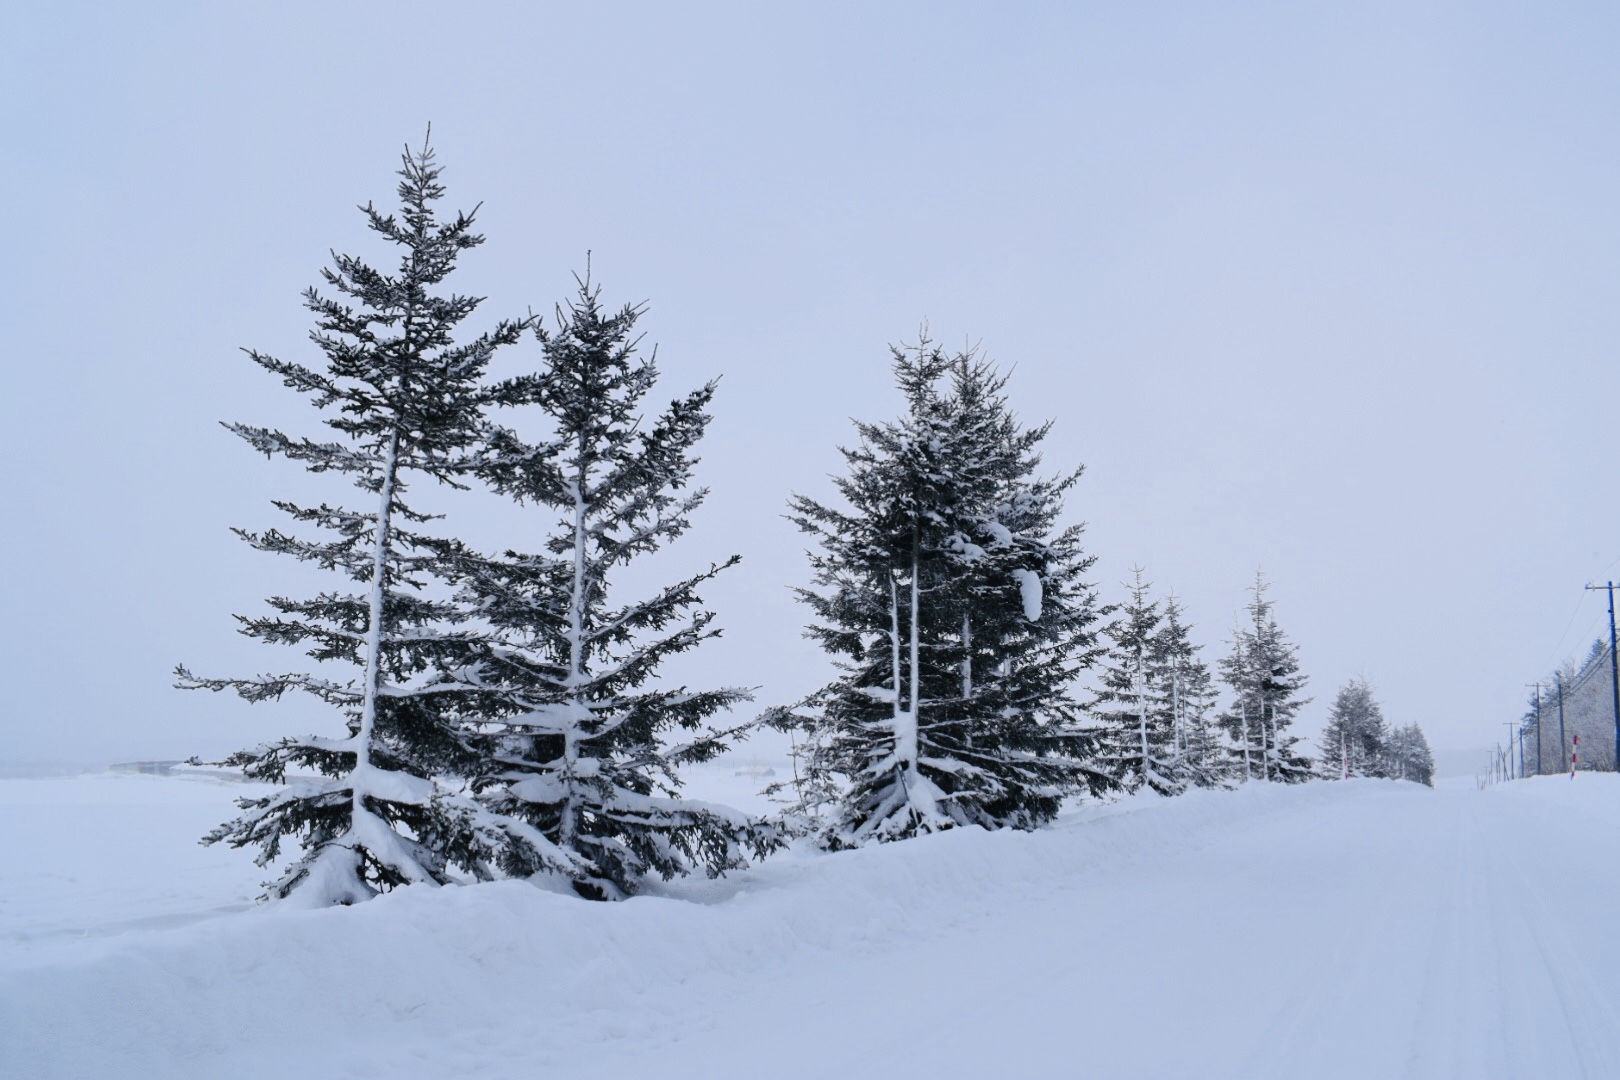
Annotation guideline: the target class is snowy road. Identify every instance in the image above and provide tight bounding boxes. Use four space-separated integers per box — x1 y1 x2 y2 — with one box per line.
3 773 1618 1078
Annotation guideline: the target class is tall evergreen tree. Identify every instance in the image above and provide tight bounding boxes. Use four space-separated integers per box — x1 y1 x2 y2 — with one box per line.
1217 573 1313 783
773 336 1108 846
176 136 526 905
1385 723 1435 786
1159 593 1226 788
1092 570 1184 795
448 275 770 899
1318 676 1389 779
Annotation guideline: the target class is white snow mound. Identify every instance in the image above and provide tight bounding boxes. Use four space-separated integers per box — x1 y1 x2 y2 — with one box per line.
4 775 1620 1079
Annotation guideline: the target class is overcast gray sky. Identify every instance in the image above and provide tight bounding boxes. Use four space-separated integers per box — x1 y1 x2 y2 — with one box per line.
3 1 1618 770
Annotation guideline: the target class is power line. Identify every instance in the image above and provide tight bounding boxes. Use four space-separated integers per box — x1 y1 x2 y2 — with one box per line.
1543 551 1620 671
1544 592 1595 672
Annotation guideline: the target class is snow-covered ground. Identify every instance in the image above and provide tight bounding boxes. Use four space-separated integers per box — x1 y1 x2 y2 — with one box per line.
3 770 1619 1078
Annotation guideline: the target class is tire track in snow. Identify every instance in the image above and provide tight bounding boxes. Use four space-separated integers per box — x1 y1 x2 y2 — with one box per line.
1399 795 1493 1079
1485 794 1620 1079
1396 791 1582 1079
1220 789 1425 1080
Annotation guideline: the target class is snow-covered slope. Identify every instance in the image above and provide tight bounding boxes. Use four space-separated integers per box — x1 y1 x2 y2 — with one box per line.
3 773 1619 1078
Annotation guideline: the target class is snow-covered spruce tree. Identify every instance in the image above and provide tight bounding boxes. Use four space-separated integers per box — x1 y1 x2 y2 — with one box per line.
1317 677 1389 779
1159 592 1226 788
176 137 525 904
1092 570 1184 796
933 351 1112 818
773 336 1108 846
1216 574 1313 783
1384 723 1434 786
449 274 772 899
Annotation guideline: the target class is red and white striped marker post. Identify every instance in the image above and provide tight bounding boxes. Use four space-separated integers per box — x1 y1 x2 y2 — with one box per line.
1571 733 1579 780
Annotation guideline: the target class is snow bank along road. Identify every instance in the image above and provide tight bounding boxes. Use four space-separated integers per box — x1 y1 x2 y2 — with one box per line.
3 773 1619 1079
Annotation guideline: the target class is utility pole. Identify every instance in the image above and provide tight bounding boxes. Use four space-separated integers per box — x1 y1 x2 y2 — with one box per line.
1556 672 1566 775
1503 723 1519 779
1585 582 1620 773
1526 683 1542 776
1535 687 1542 775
